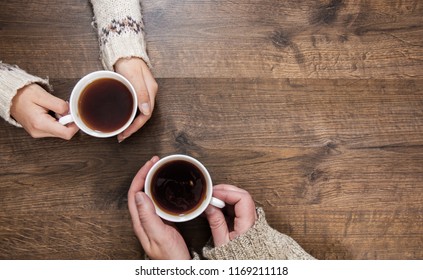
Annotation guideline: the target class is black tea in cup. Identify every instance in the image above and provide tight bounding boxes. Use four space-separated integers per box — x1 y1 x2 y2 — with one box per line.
78 78 134 133
150 160 207 215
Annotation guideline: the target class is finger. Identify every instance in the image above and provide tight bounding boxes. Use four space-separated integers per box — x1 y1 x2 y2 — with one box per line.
117 114 150 142
212 189 257 238
28 90 78 139
29 113 79 140
138 86 151 116
127 155 160 234
126 70 151 116
34 92 70 115
212 188 253 206
127 156 159 243
128 192 152 246
213 184 250 194
204 205 230 247
128 156 160 195
135 192 168 244
142 67 158 112
128 191 147 241
49 121 79 140
212 189 257 217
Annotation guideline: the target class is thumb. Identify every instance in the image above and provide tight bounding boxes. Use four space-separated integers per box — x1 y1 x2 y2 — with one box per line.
205 205 230 247
135 192 154 212
135 192 166 237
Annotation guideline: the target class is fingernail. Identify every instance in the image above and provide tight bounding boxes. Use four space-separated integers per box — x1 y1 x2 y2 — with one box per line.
205 206 215 215
118 135 125 143
135 192 144 205
141 103 151 115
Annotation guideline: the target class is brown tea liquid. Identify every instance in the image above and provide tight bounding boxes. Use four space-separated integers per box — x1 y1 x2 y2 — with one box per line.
151 160 206 215
78 78 133 132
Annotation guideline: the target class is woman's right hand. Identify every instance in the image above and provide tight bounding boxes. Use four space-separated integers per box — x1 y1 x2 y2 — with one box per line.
11 83 79 139
114 57 158 143
204 184 258 247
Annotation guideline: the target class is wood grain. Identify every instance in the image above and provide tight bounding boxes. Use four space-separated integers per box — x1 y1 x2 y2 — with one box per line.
1 0 422 79
0 0 100 78
144 0 423 79
1 0 423 260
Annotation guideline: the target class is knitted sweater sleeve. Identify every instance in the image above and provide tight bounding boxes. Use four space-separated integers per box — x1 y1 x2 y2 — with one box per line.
202 207 315 260
90 0 151 70
0 62 51 127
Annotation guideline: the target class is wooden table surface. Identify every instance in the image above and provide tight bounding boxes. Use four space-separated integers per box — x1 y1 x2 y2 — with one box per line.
1 0 422 260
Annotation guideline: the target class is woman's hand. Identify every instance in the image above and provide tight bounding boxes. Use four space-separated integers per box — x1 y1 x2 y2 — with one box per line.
114 57 158 142
128 156 191 260
205 184 258 247
10 83 79 139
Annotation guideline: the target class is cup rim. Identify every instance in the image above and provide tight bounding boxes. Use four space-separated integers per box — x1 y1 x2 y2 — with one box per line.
69 70 138 138
144 154 213 222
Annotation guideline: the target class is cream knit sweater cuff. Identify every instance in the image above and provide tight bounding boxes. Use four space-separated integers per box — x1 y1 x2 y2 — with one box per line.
202 207 315 260
90 0 151 70
0 63 50 127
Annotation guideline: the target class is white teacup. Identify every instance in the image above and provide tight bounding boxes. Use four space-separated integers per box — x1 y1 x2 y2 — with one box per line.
145 154 225 222
59 70 138 138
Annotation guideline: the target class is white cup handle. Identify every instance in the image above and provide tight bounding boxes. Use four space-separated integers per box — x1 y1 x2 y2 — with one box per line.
210 197 225 208
58 114 74 125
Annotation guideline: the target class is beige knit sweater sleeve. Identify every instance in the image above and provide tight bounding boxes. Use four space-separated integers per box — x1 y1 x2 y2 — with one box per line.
90 0 151 70
202 208 315 260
